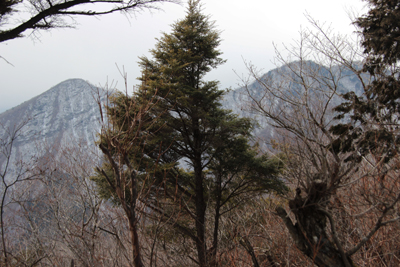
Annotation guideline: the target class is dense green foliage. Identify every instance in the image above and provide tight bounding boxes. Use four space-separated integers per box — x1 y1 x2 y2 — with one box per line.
92 1 286 265
330 0 400 162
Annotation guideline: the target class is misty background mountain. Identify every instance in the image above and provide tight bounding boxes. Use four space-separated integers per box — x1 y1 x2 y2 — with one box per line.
0 79 105 171
0 62 364 171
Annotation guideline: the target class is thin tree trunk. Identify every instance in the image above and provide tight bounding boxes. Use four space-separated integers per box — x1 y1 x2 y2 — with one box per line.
1 186 8 266
210 175 222 267
194 160 207 267
128 214 144 267
193 115 208 267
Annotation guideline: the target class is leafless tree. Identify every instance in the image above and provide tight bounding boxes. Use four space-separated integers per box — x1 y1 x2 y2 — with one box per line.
2 78 183 266
92 75 173 267
34 143 105 266
10 135 139 266
221 197 310 267
0 119 44 266
0 0 180 43
242 17 400 267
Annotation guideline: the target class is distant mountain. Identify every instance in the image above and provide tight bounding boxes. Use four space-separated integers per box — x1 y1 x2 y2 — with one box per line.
0 79 105 170
0 62 366 174
222 61 366 140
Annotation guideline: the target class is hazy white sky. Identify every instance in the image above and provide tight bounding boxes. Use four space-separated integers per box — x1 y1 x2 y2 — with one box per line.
0 0 366 113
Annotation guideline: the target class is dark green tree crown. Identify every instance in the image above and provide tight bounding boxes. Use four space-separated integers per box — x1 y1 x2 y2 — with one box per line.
150 0 226 82
331 0 400 163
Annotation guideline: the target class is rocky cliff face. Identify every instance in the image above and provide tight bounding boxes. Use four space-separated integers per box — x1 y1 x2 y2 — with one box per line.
0 79 104 170
0 62 365 174
222 62 365 140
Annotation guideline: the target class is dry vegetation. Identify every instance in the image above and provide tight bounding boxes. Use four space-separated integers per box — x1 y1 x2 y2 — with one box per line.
2 1 400 266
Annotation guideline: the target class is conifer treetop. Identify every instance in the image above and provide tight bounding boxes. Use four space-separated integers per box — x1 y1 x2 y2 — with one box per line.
147 0 226 86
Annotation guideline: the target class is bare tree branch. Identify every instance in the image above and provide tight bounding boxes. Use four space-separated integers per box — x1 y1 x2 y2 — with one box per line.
0 0 180 43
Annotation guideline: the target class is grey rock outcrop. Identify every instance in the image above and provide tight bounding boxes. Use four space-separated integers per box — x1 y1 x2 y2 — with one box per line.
0 79 104 169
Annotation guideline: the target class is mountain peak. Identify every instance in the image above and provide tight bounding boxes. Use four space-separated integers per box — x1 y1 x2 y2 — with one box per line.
0 79 103 166
40 78 93 95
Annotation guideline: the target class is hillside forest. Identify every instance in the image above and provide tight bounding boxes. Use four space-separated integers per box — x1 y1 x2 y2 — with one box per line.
2 0 400 266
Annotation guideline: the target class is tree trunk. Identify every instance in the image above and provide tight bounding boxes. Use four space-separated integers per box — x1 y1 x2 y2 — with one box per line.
193 114 208 267
276 182 354 267
1 186 8 267
209 175 222 267
194 158 207 267
128 209 144 267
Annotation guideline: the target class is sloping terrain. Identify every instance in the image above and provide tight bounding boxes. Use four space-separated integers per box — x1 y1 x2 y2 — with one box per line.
222 61 365 140
0 62 365 173
0 79 104 170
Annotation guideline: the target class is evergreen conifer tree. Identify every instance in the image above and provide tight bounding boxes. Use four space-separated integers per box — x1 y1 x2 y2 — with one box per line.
331 0 400 162
136 1 285 265
93 1 286 265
